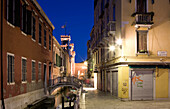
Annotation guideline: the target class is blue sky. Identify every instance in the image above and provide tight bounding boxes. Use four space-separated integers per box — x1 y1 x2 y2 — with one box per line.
36 0 94 63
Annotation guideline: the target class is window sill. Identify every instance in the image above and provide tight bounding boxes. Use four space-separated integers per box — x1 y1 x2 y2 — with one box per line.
32 38 36 42
22 81 27 84
136 52 150 56
7 21 15 28
44 46 47 49
32 80 36 83
7 82 15 85
38 79 41 82
38 43 41 46
21 31 27 36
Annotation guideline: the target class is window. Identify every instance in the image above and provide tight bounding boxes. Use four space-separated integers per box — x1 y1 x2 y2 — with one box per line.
7 53 14 83
22 5 27 33
49 35 51 50
32 17 36 40
44 30 46 47
137 31 148 53
22 58 27 82
136 0 147 13
32 61 36 81
113 5 116 21
39 23 42 44
7 0 15 25
38 62 41 80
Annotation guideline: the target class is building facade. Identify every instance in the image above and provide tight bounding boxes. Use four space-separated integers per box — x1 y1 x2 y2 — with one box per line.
60 35 76 76
53 36 71 78
75 62 87 80
88 0 170 100
0 0 54 108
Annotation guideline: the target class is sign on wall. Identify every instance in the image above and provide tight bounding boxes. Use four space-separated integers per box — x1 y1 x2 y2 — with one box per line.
158 51 167 57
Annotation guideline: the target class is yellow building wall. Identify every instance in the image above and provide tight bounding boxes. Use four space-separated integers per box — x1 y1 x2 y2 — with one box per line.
156 68 169 98
118 66 129 99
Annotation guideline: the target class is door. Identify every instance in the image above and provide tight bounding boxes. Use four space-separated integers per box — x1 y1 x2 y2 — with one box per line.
137 0 147 13
112 71 118 97
131 70 153 100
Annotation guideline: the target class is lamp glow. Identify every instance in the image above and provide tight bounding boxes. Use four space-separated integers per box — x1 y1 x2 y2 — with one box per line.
109 46 115 51
116 39 122 45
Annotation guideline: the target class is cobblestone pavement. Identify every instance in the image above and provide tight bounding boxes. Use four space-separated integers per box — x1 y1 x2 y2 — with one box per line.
79 88 170 109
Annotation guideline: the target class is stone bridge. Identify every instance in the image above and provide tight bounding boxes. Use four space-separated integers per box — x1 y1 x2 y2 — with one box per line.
48 76 83 94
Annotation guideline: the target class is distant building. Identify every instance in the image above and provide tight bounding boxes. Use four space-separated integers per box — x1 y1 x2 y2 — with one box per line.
0 0 54 108
75 62 87 80
53 36 71 77
88 0 170 100
60 35 76 76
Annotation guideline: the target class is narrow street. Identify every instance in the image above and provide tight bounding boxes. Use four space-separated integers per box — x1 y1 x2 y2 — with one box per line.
79 88 170 109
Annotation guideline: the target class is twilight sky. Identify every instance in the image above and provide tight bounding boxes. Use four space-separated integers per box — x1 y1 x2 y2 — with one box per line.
36 0 94 63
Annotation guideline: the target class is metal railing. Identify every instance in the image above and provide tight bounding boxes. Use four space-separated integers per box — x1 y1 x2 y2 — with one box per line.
50 76 82 88
135 13 153 24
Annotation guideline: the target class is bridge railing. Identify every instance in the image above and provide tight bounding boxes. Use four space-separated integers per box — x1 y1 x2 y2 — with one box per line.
50 76 82 87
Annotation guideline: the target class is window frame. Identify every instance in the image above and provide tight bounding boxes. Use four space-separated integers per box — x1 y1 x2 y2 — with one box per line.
39 23 42 45
135 0 148 13
21 57 27 83
32 16 36 41
31 60 36 81
136 30 149 54
44 29 47 48
38 62 42 81
7 52 15 85
49 35 52 50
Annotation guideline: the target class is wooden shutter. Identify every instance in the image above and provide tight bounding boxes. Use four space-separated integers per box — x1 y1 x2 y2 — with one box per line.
27 10 32 35
15 0 21 27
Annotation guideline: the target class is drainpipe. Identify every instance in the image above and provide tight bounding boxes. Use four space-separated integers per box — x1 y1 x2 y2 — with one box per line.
1 0 5 108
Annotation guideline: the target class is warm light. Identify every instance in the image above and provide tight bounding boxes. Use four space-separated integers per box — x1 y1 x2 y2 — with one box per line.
116 39 122 45
109 46 115 51
84 61 87 66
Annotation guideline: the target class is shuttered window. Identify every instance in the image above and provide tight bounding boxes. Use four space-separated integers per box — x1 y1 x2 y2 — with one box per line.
7 54 15 83
137 31 148 53
22 58 27 82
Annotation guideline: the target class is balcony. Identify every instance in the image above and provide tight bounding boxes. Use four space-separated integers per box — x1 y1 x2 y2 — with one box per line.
132 12 154 28
107 21 116 36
